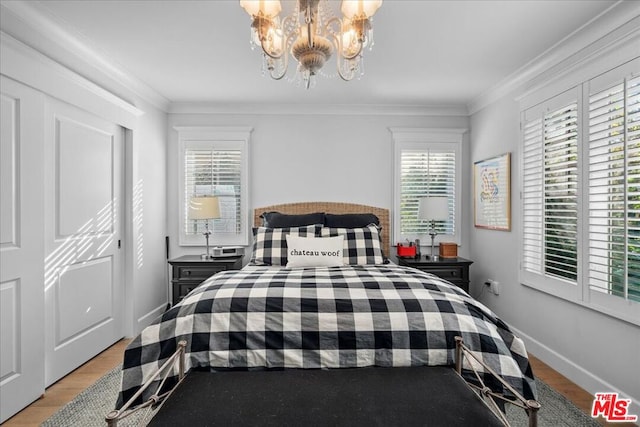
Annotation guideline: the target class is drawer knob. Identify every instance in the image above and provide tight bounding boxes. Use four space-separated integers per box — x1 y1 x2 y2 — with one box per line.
184 270 191 276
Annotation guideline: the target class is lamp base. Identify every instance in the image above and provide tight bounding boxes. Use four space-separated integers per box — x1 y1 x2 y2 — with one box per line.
200 253 210 260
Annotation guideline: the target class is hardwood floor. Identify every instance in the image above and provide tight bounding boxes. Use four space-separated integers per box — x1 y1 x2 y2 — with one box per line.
2 342 637 426
2 339 130 427
528 354 637 427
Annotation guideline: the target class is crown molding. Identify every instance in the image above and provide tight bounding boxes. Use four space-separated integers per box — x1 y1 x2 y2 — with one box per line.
0 0 170 112
1 31 143 128
468 0 640 115
168 102 469 117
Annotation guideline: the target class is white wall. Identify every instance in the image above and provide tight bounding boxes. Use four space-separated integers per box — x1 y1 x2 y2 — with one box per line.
468 42 640 416
167 112 470 260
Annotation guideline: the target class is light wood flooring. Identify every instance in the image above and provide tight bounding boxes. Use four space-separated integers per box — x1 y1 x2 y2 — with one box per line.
2 340 636 426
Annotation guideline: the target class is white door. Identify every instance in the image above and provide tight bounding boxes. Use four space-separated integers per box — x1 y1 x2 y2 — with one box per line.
0 77 45 422
44 97 125 385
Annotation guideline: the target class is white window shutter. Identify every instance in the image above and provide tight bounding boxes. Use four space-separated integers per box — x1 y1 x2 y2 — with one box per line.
399 149 456 236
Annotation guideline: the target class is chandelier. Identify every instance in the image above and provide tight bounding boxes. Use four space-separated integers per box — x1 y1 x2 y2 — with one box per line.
240 0 382 88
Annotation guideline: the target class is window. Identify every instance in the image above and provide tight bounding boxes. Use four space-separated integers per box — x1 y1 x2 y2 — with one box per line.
588 73 640 303
391 128 465 245
522 93 579 284
520 60 639 324
176 127 251 247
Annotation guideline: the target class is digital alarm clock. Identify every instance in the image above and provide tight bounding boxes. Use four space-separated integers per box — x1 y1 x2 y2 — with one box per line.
211 246 245 258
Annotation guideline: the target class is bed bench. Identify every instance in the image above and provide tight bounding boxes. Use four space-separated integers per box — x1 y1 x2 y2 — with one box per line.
146 365 504 427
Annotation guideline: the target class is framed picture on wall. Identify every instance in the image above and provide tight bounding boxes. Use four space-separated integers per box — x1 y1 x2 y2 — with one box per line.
474 152 511 231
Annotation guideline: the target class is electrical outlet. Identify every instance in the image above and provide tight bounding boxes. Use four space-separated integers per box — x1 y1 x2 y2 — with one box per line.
491 280 500 295
485 279 500 295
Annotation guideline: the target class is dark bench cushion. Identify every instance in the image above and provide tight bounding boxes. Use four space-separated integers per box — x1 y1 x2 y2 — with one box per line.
148 366 503 427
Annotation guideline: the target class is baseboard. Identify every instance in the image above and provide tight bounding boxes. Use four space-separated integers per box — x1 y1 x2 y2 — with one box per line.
134 304 166 335
511 326 640 417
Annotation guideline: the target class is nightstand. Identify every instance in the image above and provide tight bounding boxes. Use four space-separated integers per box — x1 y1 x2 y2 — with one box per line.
168 255 243 306
396 256 473 293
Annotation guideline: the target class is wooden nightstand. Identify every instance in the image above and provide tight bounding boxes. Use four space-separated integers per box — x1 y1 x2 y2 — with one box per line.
396 256 473 293
168 255 243 306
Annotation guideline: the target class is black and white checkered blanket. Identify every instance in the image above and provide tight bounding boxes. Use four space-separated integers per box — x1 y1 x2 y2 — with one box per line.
117 264 536 408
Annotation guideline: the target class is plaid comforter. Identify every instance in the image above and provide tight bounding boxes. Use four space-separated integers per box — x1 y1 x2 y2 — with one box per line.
117 264 536 408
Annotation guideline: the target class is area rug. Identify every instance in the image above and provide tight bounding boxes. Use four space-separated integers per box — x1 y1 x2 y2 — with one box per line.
42 365 600 427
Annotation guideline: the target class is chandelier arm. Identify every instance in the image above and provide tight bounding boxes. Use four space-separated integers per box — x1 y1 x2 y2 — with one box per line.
341 40 364 61
260 38 284 60
267 50 289 80
333 39 356 82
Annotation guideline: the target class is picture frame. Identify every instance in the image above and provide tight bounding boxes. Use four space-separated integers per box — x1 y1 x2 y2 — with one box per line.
474 152 511 231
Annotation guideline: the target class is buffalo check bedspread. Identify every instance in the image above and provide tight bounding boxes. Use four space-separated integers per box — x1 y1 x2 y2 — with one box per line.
117 264 536 408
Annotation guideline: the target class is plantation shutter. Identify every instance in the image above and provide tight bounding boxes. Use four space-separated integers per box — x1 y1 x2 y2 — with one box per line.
399 149 456 236
522 93 579 283
588 74 640 302
522 118 544 273
543 102 579 281
184 146 243 238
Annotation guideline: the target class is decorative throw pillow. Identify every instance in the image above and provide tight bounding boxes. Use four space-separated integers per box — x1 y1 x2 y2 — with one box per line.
285 235 345 268
320 224 386 265
250 225 320 266
324 213 380 228
260 211 325 228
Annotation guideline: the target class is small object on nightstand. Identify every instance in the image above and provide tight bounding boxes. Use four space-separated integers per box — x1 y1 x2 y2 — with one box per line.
396 243 416 258
439 242 458 258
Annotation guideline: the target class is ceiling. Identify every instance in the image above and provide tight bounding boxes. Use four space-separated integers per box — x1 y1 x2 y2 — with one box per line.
15 0 620 109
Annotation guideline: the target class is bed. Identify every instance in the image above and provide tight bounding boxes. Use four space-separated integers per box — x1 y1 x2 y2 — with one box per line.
110 202 539 426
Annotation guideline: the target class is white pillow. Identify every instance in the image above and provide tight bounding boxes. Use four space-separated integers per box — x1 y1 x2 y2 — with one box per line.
285 235 345 268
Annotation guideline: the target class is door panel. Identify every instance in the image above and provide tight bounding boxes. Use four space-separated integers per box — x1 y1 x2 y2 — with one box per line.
44 98 124 386
0 77 45 423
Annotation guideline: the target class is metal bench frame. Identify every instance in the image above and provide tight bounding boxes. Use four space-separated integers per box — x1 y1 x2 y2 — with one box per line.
105 337 541 427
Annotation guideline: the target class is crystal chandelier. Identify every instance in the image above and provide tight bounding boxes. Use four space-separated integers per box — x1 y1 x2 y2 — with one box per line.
240 0 382 88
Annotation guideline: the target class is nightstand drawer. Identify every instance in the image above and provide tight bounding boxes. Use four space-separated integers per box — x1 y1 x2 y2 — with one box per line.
168 255 243 306
429 268 464 281
175 265 225 281
176 282 200 300
396 256 473 294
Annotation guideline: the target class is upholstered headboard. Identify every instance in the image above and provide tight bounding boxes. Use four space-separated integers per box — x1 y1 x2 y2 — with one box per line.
253 202 390 256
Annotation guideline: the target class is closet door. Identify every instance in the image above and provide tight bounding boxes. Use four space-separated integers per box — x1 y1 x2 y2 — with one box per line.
0 77 45 422
43 97 125 385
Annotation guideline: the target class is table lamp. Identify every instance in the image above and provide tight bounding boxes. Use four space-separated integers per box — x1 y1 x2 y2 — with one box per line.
188 196 221 259
417 196 449 260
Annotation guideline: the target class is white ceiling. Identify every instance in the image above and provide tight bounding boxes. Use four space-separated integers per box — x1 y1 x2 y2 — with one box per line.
17 0 620 108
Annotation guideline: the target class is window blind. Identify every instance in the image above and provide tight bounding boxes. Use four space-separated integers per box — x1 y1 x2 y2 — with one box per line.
399 149 456 236
522 118 544 274
522 100 578 282
543 102 579 281
184 148 243 237
588 74 640 302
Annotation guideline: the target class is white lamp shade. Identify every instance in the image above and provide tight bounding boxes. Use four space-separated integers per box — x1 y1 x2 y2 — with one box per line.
341 0 382 19
188 196 221 220
417 197 449 221
240 0 282 17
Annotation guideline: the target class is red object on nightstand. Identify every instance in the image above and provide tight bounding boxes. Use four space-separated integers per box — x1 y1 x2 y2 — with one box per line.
396 244 417 258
